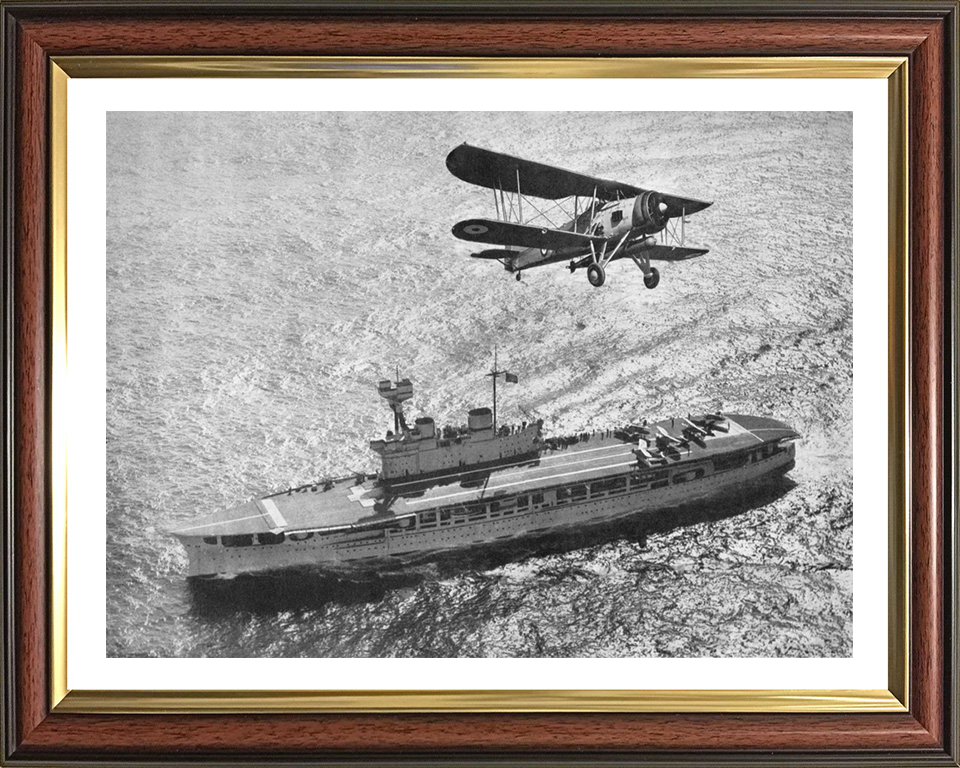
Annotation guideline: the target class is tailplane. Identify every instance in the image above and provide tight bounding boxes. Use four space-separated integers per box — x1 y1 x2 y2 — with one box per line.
470 249 520 271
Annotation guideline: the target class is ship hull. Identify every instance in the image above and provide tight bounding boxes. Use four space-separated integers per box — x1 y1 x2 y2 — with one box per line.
179 442 795 579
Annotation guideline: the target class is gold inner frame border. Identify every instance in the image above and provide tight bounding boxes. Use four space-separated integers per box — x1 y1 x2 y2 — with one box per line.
48 55 909 714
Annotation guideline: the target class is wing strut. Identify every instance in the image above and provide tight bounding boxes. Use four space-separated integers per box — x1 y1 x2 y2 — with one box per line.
516 168 523 223
574 231 630 272
600 232 631 268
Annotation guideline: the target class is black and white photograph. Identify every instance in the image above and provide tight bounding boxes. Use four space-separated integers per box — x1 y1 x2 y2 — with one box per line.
105 110 853 660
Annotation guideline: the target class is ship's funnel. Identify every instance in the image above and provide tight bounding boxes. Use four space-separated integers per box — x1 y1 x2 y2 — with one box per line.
415 416 436 439
468 407 493 431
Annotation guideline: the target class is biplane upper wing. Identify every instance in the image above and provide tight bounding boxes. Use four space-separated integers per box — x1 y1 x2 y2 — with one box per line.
452 218 605 250
659 193 713 216
447 144 645 201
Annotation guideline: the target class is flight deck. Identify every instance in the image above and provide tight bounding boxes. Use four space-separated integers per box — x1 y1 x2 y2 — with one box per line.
171 415 787 540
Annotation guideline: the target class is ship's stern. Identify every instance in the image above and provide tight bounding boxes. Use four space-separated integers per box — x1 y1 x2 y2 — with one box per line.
168 498 265 579
173 535 213 578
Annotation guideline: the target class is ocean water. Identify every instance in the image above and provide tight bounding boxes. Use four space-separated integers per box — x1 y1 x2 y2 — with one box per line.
106 111 853 658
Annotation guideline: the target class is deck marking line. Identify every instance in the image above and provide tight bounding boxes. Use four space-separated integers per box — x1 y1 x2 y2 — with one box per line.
176 512 265 533
441 446 639 487
732 422 764 443
388 441 635 490
482 446 639 480
259 498 288 531
404 458 640 506
720 419 764 444
525 441 631 461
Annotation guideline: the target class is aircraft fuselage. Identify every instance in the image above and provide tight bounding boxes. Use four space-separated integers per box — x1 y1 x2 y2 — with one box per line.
509 195 667 272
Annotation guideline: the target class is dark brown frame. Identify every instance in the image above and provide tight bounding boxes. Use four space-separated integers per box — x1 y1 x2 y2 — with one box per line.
2 2 958 765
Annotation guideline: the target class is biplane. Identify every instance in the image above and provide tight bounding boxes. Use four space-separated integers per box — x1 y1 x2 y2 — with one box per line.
447 144 713 288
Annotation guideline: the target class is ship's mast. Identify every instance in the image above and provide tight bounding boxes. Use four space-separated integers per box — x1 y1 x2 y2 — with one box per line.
489 347 499 432
377 371 414 436
486 346 518 433
394 365 401 433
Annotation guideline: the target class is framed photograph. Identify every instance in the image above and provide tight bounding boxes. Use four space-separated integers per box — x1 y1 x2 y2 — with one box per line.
2 2 957 765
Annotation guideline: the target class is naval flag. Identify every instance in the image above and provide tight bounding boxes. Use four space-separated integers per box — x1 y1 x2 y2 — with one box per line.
505 372 519 384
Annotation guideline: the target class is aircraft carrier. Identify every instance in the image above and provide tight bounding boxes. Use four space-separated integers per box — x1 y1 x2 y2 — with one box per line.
171 373 799 579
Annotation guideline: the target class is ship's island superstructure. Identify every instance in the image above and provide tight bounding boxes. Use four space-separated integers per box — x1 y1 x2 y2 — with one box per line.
369 376 541 481
171 372 799 579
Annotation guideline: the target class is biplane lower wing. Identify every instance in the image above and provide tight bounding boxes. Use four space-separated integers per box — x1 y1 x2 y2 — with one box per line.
452 218 605 251
642 244 710 261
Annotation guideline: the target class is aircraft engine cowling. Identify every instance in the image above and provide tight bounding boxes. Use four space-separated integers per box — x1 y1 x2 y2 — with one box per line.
632 190 667 230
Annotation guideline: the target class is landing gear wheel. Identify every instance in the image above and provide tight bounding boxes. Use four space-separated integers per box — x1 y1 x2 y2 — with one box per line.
587 263 606 288
568 260 577 273
515 271 522 282
643 267 660 290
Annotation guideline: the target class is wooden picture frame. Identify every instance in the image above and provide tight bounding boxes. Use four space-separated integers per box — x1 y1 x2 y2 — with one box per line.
2 1 957 765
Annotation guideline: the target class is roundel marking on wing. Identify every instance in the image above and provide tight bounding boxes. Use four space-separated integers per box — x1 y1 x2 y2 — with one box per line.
463 224 490 235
